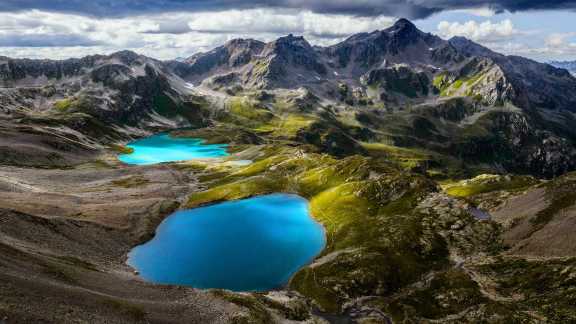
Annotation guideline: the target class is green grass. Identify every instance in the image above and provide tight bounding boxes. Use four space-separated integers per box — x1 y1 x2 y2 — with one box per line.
453 79 463 89
255 114 315 137
436 71 486 98
53 98 74 112
433 73 448 90
361 142 432 170
443 174 537 198
183 147 454 313
229 97 274 122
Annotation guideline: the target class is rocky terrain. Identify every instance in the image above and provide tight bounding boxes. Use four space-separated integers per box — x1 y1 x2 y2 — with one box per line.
1 18 576 323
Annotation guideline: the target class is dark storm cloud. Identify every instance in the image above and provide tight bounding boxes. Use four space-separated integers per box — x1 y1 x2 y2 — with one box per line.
0 0 575 18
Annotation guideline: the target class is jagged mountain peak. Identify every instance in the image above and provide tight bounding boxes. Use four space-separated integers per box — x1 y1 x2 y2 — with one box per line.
224 38 263 47
389 18 418 32
266 34 314 52
109 50 140 60
223 38 265 54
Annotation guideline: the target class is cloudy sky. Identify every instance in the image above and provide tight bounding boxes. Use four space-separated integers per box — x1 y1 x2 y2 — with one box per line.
0 0 575 62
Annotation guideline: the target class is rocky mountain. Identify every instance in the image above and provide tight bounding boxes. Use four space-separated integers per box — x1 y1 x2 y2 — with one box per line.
0 51 213 167
2 18 576 176
171 19 576 112
168 19 576 177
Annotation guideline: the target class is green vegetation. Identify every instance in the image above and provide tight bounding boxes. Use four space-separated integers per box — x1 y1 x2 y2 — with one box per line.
436 71 486 98
452 79 464 89
216 96 320 141
182 146 496 314
361 142 431 170
433 73 448 90
109 144 134 155
256 114 315 137
229 97 274 123
361 141 464 179
442 174 538 198
53 98 75 112
465 72 486 86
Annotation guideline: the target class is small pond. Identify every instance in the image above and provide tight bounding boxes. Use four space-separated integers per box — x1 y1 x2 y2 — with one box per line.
118 133 229 165
128 194 326 291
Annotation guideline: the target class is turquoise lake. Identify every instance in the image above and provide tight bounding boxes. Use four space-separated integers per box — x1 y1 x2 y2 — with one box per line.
118 133 229 165
127 194 326 291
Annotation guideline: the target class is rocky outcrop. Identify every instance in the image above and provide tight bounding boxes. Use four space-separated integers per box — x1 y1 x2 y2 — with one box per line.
449 37 576 111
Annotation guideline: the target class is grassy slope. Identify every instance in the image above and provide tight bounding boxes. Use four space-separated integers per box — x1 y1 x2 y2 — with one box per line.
178 142 510 320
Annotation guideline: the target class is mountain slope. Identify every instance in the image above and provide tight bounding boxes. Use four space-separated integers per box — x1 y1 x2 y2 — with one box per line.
0 51 212 167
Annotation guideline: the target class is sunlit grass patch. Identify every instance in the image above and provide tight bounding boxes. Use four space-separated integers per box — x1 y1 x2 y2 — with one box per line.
442 174 538 198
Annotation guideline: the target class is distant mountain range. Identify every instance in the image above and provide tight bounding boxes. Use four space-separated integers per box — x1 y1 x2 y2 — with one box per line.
1 18 576 176
549 60 576 76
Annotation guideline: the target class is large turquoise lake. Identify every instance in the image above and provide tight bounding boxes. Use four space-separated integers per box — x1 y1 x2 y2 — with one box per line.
119 133 229 165
127 194 326 291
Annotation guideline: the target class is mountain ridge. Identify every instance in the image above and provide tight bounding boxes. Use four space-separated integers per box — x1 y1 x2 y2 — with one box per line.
1 19 576 177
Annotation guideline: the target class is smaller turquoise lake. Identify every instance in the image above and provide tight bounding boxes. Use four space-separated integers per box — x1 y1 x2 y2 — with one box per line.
128 194 326 291
118 133 229 165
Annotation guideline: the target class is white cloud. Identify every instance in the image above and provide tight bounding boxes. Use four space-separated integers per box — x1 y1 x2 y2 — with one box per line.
545 32 576 48
1 9 571 62
436 19 518 42
0 9 395 60
185 9 394 38
484 39 576 62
